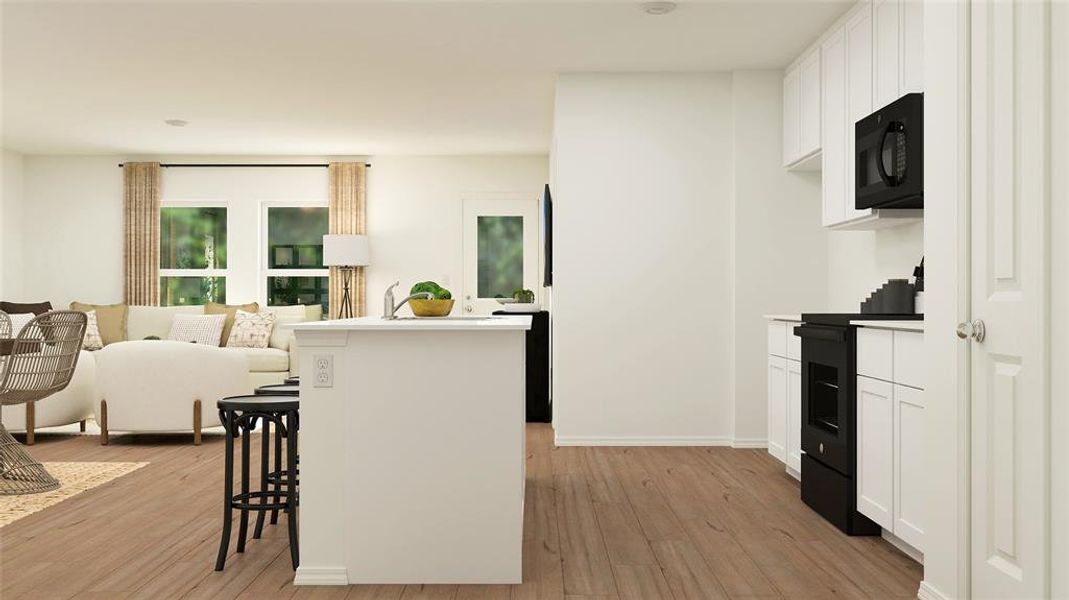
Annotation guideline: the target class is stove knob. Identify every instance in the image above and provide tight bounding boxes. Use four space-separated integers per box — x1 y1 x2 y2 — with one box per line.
819 442 825 454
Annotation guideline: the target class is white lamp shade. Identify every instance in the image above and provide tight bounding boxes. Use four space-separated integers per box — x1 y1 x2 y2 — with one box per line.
323 234 371 267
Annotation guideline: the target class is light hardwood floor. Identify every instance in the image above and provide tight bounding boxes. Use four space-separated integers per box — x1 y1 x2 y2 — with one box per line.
0 424 921 599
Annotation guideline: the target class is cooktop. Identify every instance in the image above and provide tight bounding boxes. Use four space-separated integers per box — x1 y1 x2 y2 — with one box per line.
800 313 924 327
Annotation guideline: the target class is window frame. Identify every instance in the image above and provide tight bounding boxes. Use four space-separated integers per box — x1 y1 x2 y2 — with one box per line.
259 199 330 307
159 200 230 304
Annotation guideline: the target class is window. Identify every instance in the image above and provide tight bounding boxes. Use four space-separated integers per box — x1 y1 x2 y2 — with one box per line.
160 205 228 306
263 204 329 315
477 215 524 298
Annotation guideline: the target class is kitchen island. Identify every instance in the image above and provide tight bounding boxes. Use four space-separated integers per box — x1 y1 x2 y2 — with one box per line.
291 315 532 585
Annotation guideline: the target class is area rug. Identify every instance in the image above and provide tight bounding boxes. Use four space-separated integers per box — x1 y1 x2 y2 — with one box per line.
0 461 148 527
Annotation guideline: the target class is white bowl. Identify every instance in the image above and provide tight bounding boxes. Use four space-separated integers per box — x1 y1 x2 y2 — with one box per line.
501 303 541 313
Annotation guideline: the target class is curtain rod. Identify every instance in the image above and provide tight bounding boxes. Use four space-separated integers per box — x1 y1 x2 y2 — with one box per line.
116 162 370 168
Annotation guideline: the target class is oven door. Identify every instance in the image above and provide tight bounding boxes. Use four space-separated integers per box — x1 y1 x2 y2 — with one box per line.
794 324 853 475
855 92 924 210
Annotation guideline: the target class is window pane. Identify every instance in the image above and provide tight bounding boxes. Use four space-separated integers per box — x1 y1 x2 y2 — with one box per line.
268 207 328 269
161 207 227 269
267 276 328 316
477 216 524 298
160 277 226 306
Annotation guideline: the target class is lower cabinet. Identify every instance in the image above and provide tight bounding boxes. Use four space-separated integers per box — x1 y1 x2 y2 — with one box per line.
857 373 926 553
767 320 802 481
786 359 803 476
767 355 788 462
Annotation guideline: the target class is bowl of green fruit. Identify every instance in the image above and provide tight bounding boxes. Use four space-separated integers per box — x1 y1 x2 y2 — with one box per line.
407 281 455 317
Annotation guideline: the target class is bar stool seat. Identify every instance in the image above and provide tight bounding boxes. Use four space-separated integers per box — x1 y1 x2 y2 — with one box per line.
284 376 299 385
255 383 299 397
215 394 300 571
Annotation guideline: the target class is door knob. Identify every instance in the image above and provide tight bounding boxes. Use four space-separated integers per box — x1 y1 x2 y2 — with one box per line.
956 319 986 342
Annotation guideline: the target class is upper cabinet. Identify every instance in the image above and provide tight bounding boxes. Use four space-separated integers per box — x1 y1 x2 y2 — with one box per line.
787 0 924 230
782 48 822 170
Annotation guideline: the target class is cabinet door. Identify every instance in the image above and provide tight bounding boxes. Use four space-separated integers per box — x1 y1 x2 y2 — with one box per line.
874 0 901 109
845 2 875 222
799 50 822 157
894 384 925 550
786 359 803 476
857 375 894 530
783 68 801 166
900 0 923 94
821 27 847 227
767 355 788 462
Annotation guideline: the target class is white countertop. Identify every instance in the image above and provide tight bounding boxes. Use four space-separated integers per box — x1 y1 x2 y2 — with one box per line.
763 314 803 322
850 319 925 333
291 315 532 332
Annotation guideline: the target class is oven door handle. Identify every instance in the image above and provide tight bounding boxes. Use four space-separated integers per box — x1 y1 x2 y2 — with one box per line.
876 121 905 187
793 325 847 343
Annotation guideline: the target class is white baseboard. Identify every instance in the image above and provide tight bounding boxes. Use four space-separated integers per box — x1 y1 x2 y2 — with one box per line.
881 529 924 564
917 580 950 600
731 438 768 449
293 566 348 586
554 435 734 447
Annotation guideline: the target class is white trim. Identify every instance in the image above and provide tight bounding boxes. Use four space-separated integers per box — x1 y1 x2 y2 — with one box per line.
881 529 923 565
258 200 330 306
554 435 734 447
293 566 348 586
916 581 951 600
730 438 768 449
158 202 231 303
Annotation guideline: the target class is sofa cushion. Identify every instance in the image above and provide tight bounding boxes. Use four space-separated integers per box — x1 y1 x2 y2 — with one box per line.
227 310 276 349
225 346 290 372
205 302 259 346
70 302 128 346
0 301 53 315
128 305 204 341
268 315 303 351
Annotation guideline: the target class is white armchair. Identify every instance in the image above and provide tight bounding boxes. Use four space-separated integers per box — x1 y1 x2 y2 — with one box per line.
94 340 249 445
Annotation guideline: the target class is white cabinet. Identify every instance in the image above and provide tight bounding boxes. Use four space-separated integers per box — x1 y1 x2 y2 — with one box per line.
767 319 802 480
844 2 874 223
782 49 822 169
821 28 848 227
768 355 788 462
855 327 925 554
900 0 923 94
874 0 901 109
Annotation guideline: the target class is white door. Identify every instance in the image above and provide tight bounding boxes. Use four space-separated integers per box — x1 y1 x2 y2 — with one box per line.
462 197 539 315
969 1 1052 596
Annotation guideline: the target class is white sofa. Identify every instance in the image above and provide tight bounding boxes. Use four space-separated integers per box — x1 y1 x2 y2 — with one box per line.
94 341 249 444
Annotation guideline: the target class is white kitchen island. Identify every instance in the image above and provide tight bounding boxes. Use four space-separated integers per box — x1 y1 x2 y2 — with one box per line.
290 315 531 586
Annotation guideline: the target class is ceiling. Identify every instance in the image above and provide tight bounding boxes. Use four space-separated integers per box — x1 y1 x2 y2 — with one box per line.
1 0 852 156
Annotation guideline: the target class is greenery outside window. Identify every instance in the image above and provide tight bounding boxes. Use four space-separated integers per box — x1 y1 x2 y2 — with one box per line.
160 204 228 306
263 204 329 316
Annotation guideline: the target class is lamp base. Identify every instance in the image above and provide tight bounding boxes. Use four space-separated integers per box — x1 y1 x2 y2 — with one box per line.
338 267 354 319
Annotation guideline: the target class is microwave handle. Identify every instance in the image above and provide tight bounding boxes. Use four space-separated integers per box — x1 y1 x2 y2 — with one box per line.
876 121 905 187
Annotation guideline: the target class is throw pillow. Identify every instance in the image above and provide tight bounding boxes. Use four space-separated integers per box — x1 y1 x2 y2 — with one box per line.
0 301 53 315
227 310 277 349
168 314 227 346
83 310 104 351
69 302 128 346
205 302 259 347
8 312 34 337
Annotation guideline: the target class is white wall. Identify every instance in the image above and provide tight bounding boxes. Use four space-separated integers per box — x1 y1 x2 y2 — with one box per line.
826 222 924 311
0 149 25 299
11 155 547 310
730 71 827 445
552 73 736 444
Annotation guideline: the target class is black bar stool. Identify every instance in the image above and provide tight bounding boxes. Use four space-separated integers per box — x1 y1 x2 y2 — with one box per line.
215 395 299 571
253 383 300 534
284 376 299 385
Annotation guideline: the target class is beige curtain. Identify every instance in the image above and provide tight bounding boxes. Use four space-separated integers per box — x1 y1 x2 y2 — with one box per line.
328 162 368 318
122 162 161 305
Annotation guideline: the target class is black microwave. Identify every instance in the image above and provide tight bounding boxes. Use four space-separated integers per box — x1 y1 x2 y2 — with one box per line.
855 92 923 210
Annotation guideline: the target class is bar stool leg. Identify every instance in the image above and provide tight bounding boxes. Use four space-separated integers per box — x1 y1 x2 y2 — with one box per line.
253 418 270 539
236 419 251 553
286 408 299 570
214 410 236 571
271 422 282 525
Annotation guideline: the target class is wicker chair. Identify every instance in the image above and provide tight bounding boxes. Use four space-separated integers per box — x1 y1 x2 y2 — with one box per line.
0 311 87 495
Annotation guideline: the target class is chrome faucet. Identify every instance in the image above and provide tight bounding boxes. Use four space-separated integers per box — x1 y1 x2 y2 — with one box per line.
383 282 434 319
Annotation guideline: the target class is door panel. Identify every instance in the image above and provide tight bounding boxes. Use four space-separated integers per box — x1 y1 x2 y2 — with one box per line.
894 384 925 550
462 197 539 315
787 359 803 475
768 355 788 462
845 2 875 221
821 27 847 227
969 0 1051 596
857 375 894 530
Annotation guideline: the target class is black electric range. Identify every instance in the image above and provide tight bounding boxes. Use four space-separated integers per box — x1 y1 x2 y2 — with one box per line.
793 312 922 535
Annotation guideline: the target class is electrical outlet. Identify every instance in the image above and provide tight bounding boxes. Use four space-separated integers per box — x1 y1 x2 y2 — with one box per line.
313 354 333 388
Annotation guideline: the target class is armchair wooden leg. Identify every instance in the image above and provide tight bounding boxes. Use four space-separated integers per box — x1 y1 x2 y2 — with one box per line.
80 419 86 433
25 401 35 446
193 399 202 446
100 400 108 446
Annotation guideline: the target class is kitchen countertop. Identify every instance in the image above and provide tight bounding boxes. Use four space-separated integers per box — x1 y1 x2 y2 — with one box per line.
291 315 532 332
850 319 925 333
763 314 803 322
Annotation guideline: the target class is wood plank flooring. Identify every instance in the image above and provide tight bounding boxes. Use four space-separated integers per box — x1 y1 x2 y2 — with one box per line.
0 425 921 599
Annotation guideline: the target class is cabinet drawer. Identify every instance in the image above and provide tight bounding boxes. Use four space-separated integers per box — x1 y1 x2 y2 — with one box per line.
857 328 893 381
787 324 802 360
768 321 788 357
893 331 925 389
